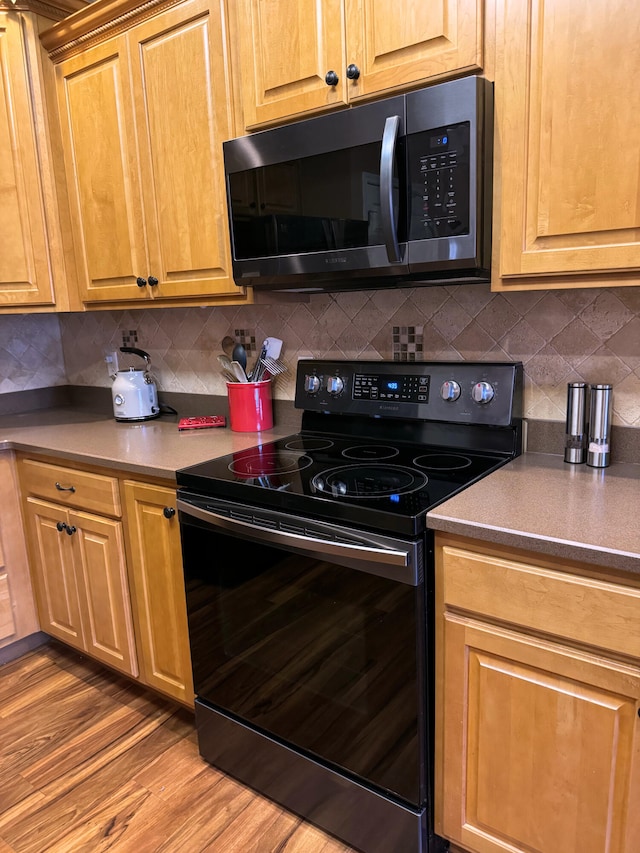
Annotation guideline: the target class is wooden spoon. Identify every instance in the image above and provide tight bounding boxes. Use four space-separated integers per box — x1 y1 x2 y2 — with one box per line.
221 336 235 358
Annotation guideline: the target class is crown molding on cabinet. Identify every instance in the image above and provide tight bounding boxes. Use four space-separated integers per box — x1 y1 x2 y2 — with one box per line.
0 0 86 19
40 0 185 59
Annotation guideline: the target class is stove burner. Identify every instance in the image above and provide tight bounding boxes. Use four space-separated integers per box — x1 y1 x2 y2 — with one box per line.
414 453 472 471
229 450 313 478
284 438 334 452
342 444 399 461
311 464 428 499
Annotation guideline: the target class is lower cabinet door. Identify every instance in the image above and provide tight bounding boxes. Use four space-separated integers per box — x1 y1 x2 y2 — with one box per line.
437 615 640 853
24 497 137 676
25 498 84 650
72 510 137 677
123 481 194 706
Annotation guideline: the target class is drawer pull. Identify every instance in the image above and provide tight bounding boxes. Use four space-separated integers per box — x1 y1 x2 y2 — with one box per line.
65 525 77 536
55 482 76 493
163 506 176 519
56 521 67 532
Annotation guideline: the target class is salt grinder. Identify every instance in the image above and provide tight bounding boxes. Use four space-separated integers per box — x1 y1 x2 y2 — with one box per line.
564 383 588 464
587 384 613 468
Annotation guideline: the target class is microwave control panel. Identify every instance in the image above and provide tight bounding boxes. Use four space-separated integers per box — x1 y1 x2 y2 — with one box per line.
295 360 522 427
408 121 471 240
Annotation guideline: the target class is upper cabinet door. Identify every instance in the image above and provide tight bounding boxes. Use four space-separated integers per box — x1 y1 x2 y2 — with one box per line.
128 0 238 299
0 13 56 307
55 37 150 304
233 0 483 130
496 0 640 283
344 0 483 102
235 0 346 129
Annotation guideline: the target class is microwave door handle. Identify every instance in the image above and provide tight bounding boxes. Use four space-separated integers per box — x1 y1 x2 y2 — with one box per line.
380 115 401 263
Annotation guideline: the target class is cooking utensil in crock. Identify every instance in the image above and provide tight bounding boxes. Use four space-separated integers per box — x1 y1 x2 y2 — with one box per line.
232 343 247 375
221 336 235 358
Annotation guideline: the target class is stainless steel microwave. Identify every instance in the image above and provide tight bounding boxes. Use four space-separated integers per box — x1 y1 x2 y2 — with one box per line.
223 75 493 293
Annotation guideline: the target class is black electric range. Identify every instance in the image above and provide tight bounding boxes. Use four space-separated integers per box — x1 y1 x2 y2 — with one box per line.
176 359 523 853
177 359 524 538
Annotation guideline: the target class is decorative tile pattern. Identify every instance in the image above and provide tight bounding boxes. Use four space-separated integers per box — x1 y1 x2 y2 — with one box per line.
56 284 640 427
234 328 256 357
392 326 424 361
1 283 638 428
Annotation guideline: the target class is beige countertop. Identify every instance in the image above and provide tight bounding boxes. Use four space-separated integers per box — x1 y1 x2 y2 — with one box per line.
427 452 640 575
0 408 292 481
2 408 638 575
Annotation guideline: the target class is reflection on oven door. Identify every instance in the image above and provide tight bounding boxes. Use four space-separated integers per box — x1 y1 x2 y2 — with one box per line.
182 520 425 807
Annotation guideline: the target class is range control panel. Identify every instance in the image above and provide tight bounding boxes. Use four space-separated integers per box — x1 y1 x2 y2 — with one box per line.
295 360 523 427
354 371 430 403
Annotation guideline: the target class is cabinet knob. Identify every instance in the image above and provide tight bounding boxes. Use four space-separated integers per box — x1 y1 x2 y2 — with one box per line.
346 64 360 80
56 521 67 532
325 70 339 86
148 275 159 287
65 525 77 536
163 506 176 519
136 277 147 287
55 481 76 493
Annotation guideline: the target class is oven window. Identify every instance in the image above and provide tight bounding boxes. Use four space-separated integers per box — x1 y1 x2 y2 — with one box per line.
181 518 426 807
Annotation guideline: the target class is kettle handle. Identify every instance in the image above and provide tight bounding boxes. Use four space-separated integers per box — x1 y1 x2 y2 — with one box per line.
120 346 151 364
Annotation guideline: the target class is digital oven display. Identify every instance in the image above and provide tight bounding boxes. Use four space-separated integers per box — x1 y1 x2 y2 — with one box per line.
353 373 430 403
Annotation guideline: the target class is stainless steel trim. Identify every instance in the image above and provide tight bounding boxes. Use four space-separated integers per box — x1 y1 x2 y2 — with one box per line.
177 497 419 584
380 115 401 263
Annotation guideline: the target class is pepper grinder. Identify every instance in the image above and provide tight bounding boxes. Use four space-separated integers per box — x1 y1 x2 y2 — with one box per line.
564 383 588 463
587 384 613 468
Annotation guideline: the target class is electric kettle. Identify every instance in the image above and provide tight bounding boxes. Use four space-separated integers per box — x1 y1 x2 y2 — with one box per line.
111 347 160 422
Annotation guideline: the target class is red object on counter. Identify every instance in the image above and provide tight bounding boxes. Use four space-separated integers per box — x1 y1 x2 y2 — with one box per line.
178 416 226 430
226 380 273 432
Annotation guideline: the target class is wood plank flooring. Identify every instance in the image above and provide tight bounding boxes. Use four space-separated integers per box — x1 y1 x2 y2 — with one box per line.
0 643 357 853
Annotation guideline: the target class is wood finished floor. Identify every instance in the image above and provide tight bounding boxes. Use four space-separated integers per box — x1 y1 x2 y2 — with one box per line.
0 643 358 853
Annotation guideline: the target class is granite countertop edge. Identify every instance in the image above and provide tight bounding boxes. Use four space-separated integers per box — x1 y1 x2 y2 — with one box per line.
427 452 640 576
0 408 294 482
1 408 638 576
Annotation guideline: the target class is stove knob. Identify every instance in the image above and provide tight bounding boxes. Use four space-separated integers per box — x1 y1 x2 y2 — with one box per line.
304 374 321 394
472 381 495 404
326 375 344 395
440 380 461 402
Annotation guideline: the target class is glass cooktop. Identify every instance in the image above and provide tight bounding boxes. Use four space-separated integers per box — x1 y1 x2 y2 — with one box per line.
176 432 509 537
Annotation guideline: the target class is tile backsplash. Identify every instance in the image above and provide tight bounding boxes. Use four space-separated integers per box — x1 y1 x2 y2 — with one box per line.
0 314 66 393
1 283 639 427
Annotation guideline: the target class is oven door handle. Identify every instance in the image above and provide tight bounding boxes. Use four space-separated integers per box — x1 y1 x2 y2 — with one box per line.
177 499 419 583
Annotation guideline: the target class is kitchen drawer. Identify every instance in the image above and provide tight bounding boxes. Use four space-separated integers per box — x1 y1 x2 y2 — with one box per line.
440 545 640 659
19 458 121 518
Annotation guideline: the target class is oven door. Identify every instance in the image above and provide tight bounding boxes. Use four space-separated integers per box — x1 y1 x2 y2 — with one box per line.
177 492 428 809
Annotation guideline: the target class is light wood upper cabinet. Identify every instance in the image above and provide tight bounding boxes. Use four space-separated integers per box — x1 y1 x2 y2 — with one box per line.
494 0 640 289
123 481 194 707
54 36 149 305
0 0 84 311
232 0 483 130
44 0 248 306
435 534 640 853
